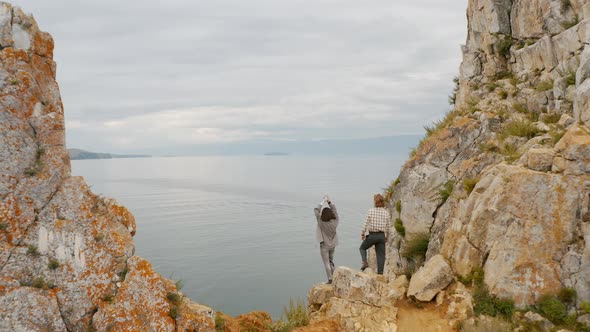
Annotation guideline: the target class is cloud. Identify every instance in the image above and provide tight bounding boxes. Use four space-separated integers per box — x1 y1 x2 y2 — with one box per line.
15 0 467 153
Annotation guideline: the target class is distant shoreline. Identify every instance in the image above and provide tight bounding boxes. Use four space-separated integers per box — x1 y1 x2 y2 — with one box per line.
68 148 151 160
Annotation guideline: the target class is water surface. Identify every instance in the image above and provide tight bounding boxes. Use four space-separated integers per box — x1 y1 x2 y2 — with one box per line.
72 155 405 317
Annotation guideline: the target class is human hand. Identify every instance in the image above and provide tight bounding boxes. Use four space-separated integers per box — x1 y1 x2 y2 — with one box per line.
323 194 330 202
361 234 366 240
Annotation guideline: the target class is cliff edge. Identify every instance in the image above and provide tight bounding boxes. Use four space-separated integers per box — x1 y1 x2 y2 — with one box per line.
0 3 215 331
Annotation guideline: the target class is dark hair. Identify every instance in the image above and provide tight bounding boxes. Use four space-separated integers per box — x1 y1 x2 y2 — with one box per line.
374 194 385 208
321 208 336 221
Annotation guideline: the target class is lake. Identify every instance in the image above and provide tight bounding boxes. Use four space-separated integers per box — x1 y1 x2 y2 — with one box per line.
71 155 405 318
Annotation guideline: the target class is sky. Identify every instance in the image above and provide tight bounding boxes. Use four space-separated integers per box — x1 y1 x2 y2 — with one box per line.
14 0 468 154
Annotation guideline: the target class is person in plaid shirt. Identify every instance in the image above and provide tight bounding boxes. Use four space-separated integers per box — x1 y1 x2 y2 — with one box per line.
359 194 391 274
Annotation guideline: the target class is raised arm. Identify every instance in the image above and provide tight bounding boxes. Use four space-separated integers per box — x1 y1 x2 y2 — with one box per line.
328 201 339 222
313 205 321 222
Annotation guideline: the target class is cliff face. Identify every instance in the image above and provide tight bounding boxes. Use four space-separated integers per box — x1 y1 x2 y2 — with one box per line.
385 0 590 309
0 3 214 331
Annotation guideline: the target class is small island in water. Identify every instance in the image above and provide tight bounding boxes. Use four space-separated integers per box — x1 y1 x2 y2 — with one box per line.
69 148 151 160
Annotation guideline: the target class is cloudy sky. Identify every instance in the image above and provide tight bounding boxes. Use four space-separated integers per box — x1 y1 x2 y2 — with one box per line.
15 0 468 154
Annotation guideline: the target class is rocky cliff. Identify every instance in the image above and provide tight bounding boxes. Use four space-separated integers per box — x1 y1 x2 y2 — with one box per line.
385 0 590 309
0 3 215 331
308 0 590 331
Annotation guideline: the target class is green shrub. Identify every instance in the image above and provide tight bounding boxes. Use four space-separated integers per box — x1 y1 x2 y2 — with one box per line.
395 200 402 214
9 79 19 85
498 90 508 99
102 294 114 303
394 177 401 186
535 294 567 324
169 305 179 320
384 184 395 201
27 245 39 256
166 292 182 306
565 71 576 86
463 178 479 195
118 268 128 280
503 119 542 139
424 109 462 137
535 80 554 92
561 15 579 29
48 259 60 270
215 312 225 332
581 301 590 314
270 298 309 332
32 276 47 289
487 82 500 92
449 76 459 105
557 287 577 305
401 232 430 260
395 218 406 237
513 103 528 114
541 113 561 124
0 222 6 230
439 180 455 203
561 0 571 10
496 37 513 57
473 283 515 319
494 71 514 80
502 143 522 163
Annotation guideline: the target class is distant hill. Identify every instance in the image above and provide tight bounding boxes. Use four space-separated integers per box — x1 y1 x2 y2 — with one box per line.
68 149 151 160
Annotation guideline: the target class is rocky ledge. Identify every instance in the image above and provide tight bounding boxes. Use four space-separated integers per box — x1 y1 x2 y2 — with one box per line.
0 3 214 331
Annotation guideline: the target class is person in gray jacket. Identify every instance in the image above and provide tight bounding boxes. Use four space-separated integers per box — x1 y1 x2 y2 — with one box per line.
314 195 339 284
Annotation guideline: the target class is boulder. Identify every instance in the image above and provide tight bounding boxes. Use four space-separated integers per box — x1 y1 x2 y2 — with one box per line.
311 297 397 332
407 255 453 302
553 125 590 174
526 148 555 172
523 311 555 331
578 314 590 326
308 283 335 313
332 267 384 306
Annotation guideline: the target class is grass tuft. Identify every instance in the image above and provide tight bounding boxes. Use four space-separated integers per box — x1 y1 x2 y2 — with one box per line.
470 269 515 319
32 276 47 289
27 245 40 256
557 287 577 305
401 232 430 260
102 294 115 303
215 312 225 332
270 298 309 332
498 90 508 99
463 178 479 195
0 222 7 231
535 80 554 92
439 180 455 203
535 294 567 324
395 200 402 214
496 36 513 57
48 259 60 270
565 71 576 86
169 305 179 320
175 279 185 291
167 292 182 306
503 119 542 139
395 218 406 237
541 113 561 124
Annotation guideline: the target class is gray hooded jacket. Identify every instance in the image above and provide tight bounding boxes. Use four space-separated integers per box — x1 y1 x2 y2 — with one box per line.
314 201 339 249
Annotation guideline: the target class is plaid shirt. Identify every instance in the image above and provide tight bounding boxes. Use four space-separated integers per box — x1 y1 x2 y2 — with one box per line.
361 207 391 235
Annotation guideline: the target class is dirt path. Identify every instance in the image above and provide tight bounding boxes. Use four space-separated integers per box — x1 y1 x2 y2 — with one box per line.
396 301 455 332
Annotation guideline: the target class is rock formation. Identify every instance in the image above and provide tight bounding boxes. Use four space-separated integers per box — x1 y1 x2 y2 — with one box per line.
385 0 590 314
0 3 214 331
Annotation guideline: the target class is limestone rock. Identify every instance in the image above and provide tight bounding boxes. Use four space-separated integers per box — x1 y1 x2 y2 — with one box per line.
0 279 68 332
578 314 590 326
308 283 335 313
93 256 214 332
558 114 575 127
0 4 215 331
525 148 555 172
523 311 555 331
293 320 341 332
553 125 590 174
332 267 384 306
407 255 453 302
445 283 474 326
311 297 397 332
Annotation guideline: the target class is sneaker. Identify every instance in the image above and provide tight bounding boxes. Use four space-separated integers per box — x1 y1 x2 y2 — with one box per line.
325 280 332 285
360 263 369 271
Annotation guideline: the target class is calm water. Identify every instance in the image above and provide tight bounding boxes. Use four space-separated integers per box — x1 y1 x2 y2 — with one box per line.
71 155 405 318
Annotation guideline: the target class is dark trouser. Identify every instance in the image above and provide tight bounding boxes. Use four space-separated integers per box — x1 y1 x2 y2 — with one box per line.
359 232 386 274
